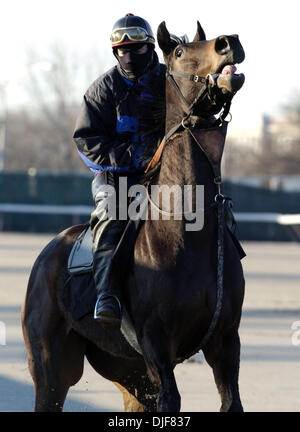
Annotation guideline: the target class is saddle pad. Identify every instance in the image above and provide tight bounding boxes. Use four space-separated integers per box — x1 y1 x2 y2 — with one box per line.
70 272 96 320
68 271 142 355
67 225 143 354
68 226 94 275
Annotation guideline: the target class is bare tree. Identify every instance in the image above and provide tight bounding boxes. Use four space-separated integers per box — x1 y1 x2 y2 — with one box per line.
5 41 109 172
223 91 300 177
8 47 299 177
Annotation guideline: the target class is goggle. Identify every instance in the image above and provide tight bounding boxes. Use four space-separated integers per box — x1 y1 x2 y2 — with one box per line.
110 26 155 45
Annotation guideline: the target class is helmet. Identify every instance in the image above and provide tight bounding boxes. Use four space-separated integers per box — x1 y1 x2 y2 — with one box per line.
110 13 155 48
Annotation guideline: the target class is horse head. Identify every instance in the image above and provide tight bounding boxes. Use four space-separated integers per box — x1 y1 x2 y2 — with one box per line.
157 21 245 120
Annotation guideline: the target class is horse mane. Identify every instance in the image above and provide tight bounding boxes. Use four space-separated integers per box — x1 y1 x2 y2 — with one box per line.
139 34 189 162
169 33 189 46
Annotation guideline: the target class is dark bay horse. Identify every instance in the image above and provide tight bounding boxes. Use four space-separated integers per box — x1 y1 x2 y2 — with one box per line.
21 21 245 412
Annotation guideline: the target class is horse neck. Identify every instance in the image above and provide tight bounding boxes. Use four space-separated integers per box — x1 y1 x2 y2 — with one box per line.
142 106 219 264
157 119 217 208
146 128 216 259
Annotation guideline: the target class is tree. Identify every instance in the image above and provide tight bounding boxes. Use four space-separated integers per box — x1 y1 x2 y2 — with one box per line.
5 41 110 172
223 92 300 178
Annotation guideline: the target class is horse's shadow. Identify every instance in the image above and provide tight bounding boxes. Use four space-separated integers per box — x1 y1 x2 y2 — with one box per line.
0 372 121 412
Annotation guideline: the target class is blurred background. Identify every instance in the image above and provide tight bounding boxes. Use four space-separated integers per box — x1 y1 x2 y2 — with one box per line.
1 0 300 413
0 0 300 240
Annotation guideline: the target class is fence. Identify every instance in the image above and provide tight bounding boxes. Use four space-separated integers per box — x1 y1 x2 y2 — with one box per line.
1 172 300 240
0 171 93 232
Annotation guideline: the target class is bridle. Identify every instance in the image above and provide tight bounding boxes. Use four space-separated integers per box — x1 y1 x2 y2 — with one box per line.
144 65 233 178
166 68 233 127
144 66 232 176
144 62 235 361
166 66 232 363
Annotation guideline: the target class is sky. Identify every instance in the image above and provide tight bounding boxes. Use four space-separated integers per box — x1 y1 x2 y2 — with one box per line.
1 0 300 135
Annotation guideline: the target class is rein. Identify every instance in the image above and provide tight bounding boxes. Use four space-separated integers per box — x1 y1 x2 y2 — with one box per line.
166 68 232 124
144 64 232 363
166 70 219 113
175 127 227 363
144 68 232 174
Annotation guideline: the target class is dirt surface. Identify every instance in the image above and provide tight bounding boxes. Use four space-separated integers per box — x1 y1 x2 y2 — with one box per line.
0 232 300 412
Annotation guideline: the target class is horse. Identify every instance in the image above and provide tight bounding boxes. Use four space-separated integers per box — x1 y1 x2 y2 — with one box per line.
21 20 245 412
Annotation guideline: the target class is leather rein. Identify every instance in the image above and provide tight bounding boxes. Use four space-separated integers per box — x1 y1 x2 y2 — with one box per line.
144 68 232 174
144 66 232 362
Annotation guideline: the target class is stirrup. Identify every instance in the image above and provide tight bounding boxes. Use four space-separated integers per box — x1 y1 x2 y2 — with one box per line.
94 295 122 327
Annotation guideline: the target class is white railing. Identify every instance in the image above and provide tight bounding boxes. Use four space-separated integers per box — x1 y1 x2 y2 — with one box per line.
1 204 300 224
0 203 93 215
235 213 300 225
1 204 300 239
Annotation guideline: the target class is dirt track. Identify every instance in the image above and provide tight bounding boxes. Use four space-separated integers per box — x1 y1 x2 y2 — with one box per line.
0 232 300 411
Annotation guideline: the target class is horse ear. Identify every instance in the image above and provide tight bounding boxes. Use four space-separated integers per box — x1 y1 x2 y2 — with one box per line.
193 21 206 41
157 21 173 55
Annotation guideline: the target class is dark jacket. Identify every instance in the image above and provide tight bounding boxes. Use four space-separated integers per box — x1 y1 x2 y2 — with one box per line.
73 52 166 175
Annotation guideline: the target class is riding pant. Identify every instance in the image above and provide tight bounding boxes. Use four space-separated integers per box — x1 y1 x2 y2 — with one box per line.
90 172 141 304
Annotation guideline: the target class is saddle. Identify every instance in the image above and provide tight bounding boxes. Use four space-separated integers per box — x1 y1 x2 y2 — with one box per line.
68 226 93 275
66 168 161 354
66 167 159 322
66 194 245 355
67 221 143 355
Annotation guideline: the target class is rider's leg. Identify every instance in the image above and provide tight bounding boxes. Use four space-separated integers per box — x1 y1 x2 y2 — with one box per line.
90 172 127 328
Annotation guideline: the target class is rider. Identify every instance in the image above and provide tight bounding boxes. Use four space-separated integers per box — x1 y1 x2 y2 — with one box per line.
73 14 166 329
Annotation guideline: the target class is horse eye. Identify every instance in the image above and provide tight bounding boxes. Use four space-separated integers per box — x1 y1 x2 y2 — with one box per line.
175 49 183 58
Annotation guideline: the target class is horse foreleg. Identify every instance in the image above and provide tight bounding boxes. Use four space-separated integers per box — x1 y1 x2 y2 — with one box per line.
156 364 181 412
203 326 243 412
141 334 181 412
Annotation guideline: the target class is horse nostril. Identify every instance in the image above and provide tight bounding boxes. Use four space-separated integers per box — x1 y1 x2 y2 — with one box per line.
215 35 230 55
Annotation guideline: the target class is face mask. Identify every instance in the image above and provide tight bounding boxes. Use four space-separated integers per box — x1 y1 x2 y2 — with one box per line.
116 46 153 79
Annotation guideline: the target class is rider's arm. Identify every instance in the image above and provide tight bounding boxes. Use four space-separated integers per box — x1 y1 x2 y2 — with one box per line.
73 90 136 173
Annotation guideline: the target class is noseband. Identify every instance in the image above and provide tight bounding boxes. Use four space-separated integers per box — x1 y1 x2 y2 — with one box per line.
144 66 232 175
166 70 218 114
165 66 230 200
166 69 232 125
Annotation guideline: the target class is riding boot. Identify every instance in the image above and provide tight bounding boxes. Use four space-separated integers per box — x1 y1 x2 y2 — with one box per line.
92 223 125 328
90 172 127 329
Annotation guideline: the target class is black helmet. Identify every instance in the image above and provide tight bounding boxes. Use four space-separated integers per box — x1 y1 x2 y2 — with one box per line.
110 13 155 48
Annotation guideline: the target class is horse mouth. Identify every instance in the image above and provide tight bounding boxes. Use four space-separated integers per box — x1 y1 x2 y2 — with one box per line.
215 63 245 94
220 64 237 75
